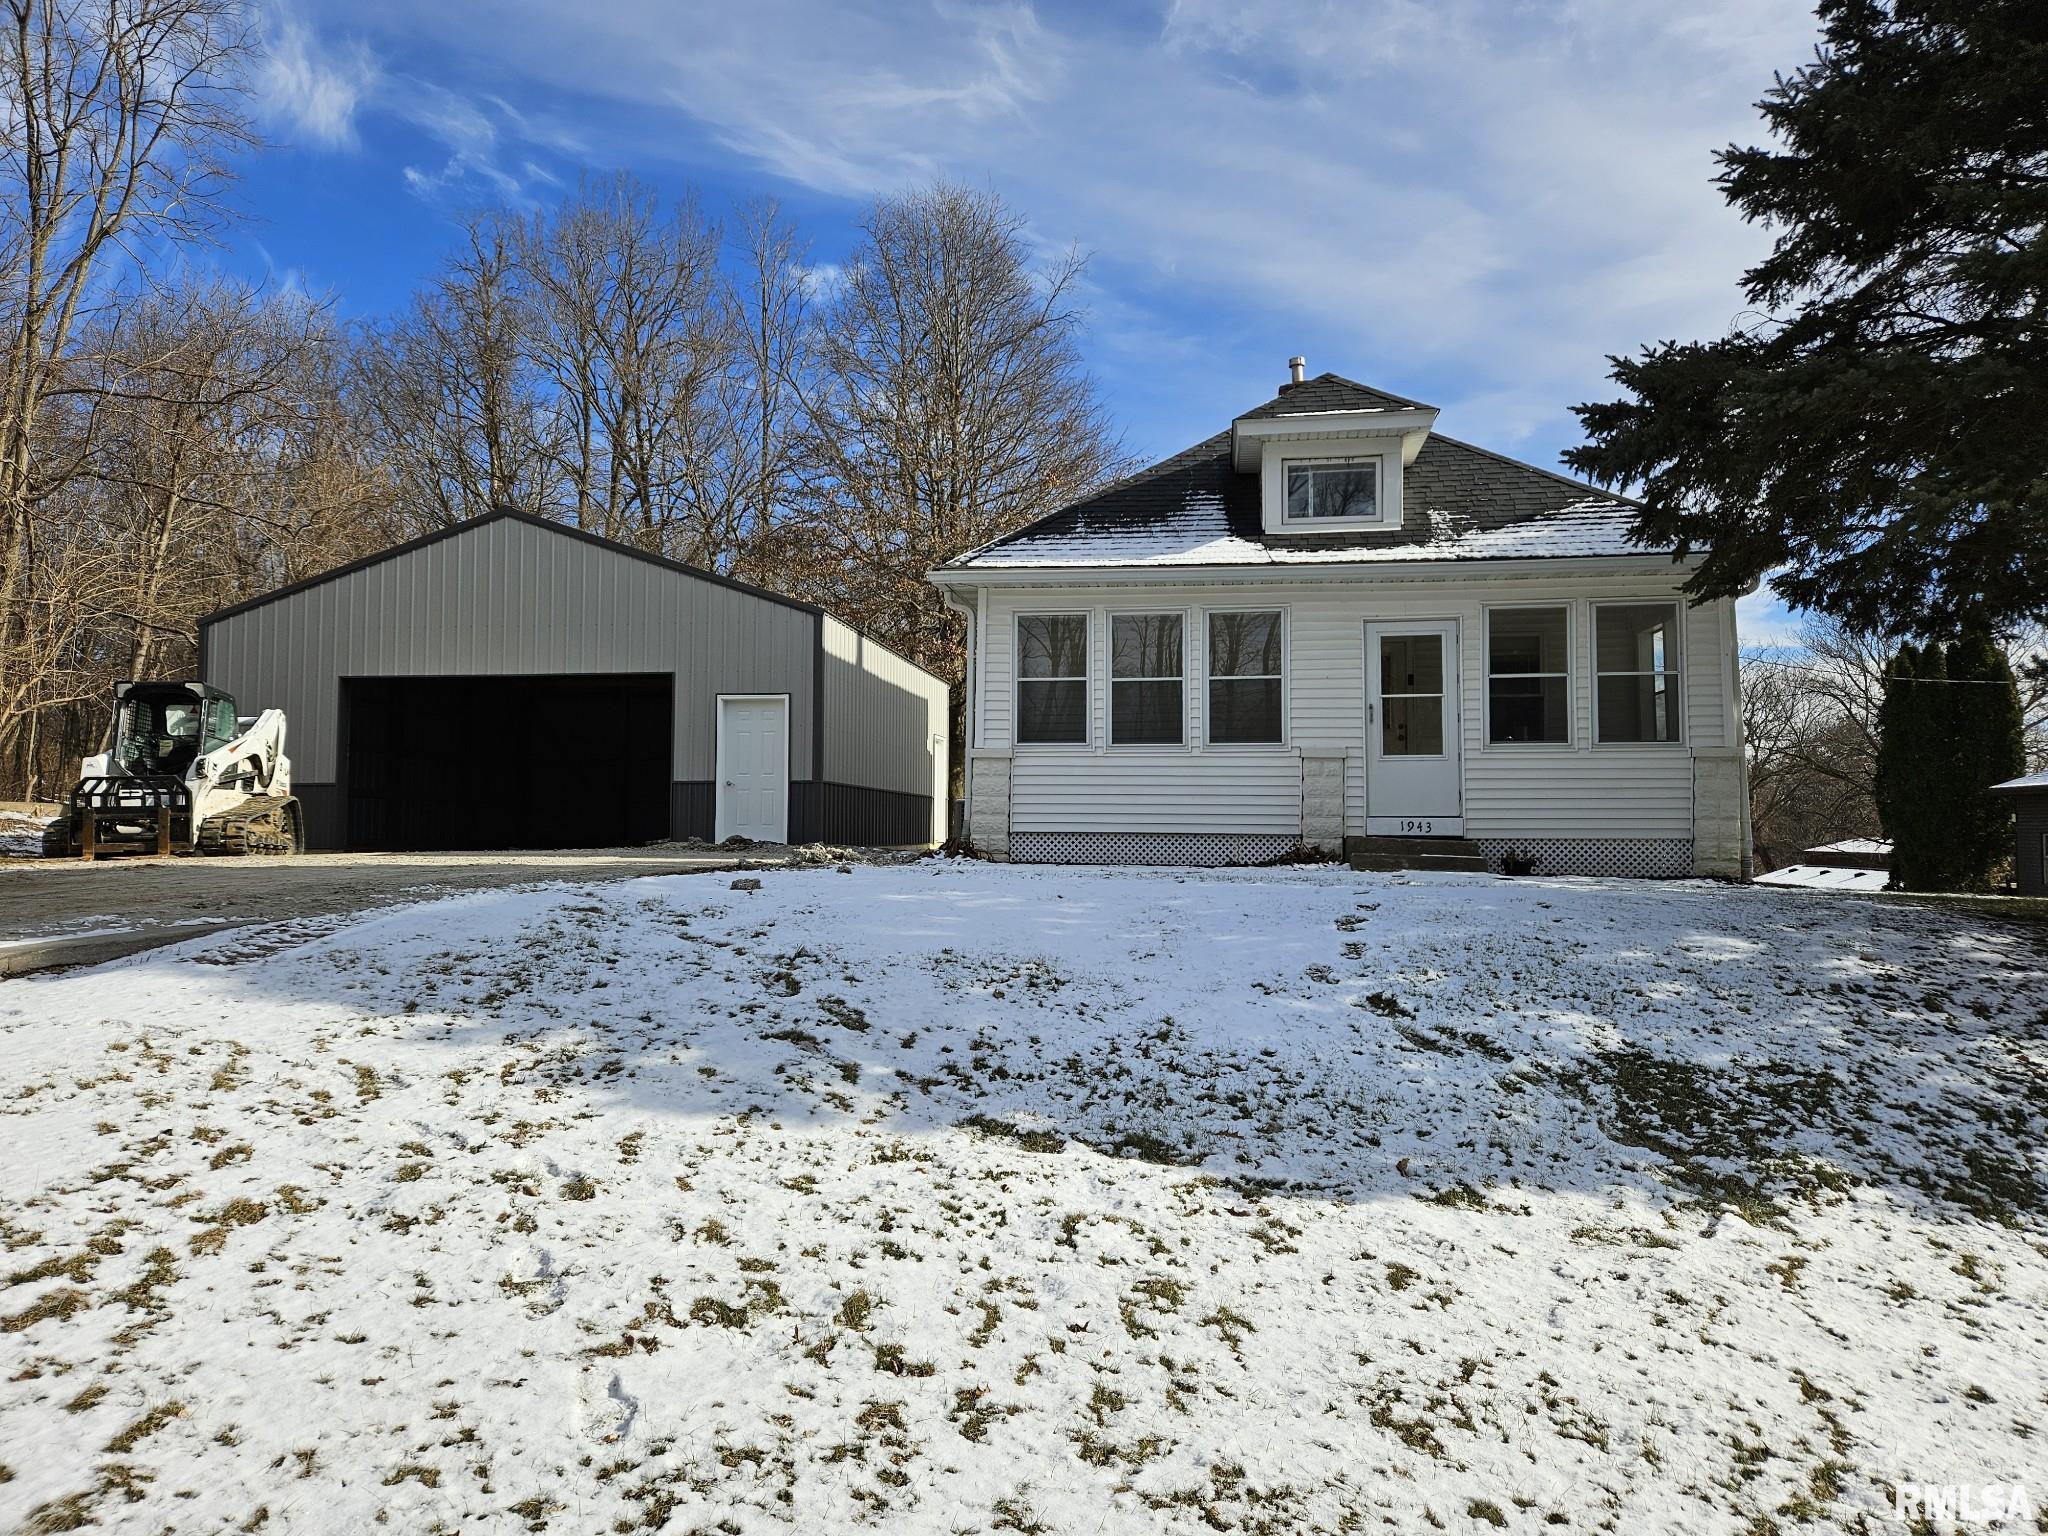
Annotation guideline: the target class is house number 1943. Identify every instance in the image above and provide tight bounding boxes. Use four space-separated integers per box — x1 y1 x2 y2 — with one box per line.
1400 819 1434 834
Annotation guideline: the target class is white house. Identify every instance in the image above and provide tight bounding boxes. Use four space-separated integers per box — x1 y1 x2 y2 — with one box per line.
929 364 1750 877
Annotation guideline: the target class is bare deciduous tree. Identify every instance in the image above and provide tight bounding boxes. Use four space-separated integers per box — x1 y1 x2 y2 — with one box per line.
517 173 730 556
355 212 558 531
794 183 1128 768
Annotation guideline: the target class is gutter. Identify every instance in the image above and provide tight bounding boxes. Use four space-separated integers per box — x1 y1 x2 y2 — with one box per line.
937 585 980 841
927 551 1703 589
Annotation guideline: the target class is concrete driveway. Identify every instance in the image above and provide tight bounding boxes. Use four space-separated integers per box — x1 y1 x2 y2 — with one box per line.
0 845 797 973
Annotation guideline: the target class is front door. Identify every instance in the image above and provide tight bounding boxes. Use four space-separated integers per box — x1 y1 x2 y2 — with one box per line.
716 695 789 843
1364 621 1462 836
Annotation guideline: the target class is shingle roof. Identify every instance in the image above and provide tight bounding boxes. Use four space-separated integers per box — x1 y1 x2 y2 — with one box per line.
946 380 1665 571
1235 372 1435 419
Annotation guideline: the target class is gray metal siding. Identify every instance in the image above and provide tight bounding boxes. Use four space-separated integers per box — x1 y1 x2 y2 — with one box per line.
819 614 949 840
202 516 816 784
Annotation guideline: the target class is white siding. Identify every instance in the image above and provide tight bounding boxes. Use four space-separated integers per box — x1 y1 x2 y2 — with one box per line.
966 571 1736 843
1012 751 1300 833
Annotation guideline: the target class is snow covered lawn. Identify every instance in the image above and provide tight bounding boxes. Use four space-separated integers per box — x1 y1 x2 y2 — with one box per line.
2 865 2044 1534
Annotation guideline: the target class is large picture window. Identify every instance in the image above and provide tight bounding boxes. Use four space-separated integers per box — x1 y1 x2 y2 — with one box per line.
1207 610 1284 743
1111 613 1184 745
1487 607 1570 744
1017 613 1088 744
1595 603 1681 743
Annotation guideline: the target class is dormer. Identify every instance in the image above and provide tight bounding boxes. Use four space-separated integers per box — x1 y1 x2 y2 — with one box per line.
1230 360 1439 537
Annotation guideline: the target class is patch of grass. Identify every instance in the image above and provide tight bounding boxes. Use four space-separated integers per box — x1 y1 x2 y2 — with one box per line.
1100 1128 1200 1166
559 1175 598 1201
836 1290 876 1330
872 1342 935 1377
1422 1184 1490 1211
3 1287 90 1333
688 1296 749 1329
189 1198 268 1256
1201 1306 1254 1349
106 1400 184 1453
5 1252 98 1288
958 1115 1065 1154
1468 1500 1509 1528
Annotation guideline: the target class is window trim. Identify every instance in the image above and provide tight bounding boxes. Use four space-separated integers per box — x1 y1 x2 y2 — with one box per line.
1014 610 1091 748
1272 448 1394 532
1484 603 1574 749
1203 605 1289 748
1107 609 1189 750
1281 456 1383 527
1591 599 1685 748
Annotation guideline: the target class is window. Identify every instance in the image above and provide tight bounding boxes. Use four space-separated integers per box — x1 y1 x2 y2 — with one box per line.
1284 459 1379 522
1017 614 1089 744
1487 608 1569 744
1207 610 1283 743
1378 633 1446 756
205 697 240 750
1595 603 1681 743
1111 613 1183 745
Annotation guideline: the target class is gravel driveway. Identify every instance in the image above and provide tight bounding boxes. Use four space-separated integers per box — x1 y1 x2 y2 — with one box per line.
0 845 797 970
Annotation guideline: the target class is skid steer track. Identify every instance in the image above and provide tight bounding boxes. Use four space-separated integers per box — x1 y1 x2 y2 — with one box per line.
196 796 303 856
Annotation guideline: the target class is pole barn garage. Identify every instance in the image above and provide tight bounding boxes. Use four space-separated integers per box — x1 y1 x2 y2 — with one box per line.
197 510 950 853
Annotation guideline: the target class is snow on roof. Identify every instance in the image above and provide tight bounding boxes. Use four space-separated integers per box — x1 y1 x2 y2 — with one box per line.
941 382 1665 575
1753 865 1893 893
1803 838 1891 856
964 493 1644 570
1989 771 2048 793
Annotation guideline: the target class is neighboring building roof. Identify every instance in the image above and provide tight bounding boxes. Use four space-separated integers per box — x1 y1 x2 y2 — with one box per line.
1754 864 1893 893
1798 837 1891 870
1989 771 2048 793
942 374 1664 573
1803 838 1892 857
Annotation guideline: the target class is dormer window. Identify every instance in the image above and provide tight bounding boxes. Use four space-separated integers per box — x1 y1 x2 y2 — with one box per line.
1232 366 1438 537
1285 459 1380 523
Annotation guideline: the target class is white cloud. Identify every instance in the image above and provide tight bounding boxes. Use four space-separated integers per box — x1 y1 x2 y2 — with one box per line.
1737 584 1809 653
255 3 376 149
281 0 1823 458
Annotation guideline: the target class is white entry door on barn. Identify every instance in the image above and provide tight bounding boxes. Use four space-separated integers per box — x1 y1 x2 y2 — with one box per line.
716 695 790 843
1364 620 1463 836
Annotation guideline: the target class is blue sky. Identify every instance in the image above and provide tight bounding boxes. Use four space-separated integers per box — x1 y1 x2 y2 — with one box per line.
235 0 1823 644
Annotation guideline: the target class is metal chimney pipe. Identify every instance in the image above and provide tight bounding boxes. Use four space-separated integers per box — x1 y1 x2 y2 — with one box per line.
1288 356 1306 385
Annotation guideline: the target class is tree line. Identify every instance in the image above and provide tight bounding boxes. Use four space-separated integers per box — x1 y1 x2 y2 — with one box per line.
1742 620 2044 885
1 1 1124 802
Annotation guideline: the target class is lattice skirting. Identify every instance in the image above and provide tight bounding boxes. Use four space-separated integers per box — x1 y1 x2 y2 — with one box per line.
1009 832 1300 867
1475 837 1695 879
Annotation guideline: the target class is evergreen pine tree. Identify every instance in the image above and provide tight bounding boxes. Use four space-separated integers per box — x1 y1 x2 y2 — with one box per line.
1876 644 1936 890
1876 637 2027 890
1945 633 2026 890
1567 0 2048 635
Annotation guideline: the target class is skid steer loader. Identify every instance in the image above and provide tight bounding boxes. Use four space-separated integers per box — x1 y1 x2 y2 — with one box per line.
45 681 303 857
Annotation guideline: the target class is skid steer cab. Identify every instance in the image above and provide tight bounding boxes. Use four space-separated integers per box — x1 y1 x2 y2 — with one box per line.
48 681 304 858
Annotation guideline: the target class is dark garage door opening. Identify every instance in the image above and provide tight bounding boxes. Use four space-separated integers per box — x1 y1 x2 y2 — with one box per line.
342 674 672 851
